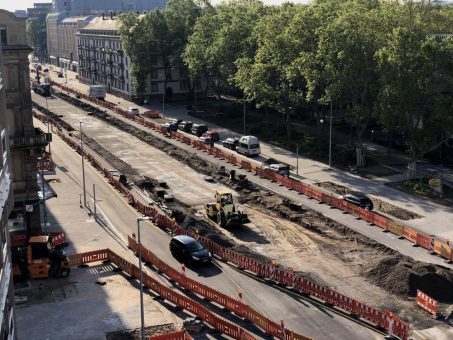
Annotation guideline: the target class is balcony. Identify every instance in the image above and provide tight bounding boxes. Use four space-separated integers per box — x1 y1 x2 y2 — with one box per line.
9 128 51 149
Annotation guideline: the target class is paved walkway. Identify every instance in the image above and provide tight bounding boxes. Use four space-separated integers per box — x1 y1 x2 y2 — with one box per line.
46 66 453 242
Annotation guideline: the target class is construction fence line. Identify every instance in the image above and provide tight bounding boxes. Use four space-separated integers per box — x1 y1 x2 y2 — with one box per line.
127 235 310 340
47 80 453 267
34 86 410 340
69 248 270 340
416 290 438 318
148 330 192 340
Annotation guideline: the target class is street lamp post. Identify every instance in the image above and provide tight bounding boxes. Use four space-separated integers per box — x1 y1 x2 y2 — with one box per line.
243 97 246 135
161 74 165 117
45 96 51 156
80 121 87 207
137 216 150 340
329 100 333 167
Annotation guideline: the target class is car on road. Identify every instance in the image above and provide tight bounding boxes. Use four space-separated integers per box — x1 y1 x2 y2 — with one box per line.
264 163 290 177
126 107 140 115
236 136 261 157
341 192 374 210
191 124 208 137
169 235 212 265
170 118 182 126
203 130 220 142
222 137 239 150
178 121 193 132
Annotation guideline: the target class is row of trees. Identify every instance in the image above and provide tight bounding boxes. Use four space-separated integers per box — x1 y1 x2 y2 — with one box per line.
119 0 453 168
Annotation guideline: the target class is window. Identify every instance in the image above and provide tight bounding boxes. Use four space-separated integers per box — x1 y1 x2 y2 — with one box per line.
150 54 158 65
151 82 158 92
0 25 7 46
151 69 158 79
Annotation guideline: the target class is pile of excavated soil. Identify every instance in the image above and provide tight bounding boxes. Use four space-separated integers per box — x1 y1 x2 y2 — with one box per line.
365 256 453 301
317 181 422 220
32 100 75 131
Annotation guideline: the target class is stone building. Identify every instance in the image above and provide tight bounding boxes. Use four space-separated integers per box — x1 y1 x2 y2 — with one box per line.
77 15 198 100
47 13 95 70
0 10 51 236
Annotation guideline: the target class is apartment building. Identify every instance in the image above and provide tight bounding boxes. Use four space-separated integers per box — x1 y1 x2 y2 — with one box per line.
76 15 132 98
0 10 51 236
47 12 95 70
0 11 19 340
51 0 167 16
77 15 197 100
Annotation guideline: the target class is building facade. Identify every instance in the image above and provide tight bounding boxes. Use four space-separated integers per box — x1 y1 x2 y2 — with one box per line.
0 10 51 237
47 13 95 70
27 3 53 62
52 0 167 16
0 12 18 340
77 15 196 100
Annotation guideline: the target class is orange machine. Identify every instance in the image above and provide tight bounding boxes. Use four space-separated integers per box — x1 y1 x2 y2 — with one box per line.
13 236 70 280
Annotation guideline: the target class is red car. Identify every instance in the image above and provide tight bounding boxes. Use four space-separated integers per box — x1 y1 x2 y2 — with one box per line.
203 130 220 141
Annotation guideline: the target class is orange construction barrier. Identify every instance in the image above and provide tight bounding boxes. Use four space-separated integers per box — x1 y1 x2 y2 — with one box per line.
416 290 438 317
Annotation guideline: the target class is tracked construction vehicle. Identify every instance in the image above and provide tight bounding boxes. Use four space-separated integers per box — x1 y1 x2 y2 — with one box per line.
12 235 70 280
205 189 249 227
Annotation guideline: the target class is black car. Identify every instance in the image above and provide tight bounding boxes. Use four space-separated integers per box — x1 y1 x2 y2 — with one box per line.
170 235 212 265
162 122 178 131
191 124 208 137
178 121 193 132
343 192 374 210
57 72 64 78
222 137 239 150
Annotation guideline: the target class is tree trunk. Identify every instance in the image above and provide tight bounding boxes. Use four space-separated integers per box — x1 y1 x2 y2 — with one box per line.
356 145 365 168
407 161 417 180
286 110 292 141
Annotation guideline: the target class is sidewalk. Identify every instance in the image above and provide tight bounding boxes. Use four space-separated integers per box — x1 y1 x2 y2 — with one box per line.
47 67 453 241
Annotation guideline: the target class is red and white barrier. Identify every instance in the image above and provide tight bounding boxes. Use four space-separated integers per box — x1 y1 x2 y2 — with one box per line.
416 290 438 317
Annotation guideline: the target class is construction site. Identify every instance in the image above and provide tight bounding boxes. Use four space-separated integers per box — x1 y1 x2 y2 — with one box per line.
14 69 453 340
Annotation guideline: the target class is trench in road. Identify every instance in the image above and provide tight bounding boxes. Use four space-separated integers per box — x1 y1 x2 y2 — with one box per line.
34 107 383 340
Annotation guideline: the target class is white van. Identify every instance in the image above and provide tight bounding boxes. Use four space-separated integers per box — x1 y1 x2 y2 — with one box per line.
236 136 261 156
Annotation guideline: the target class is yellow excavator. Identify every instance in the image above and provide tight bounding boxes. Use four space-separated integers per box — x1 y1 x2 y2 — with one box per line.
205 189 249 227
12 235 70 280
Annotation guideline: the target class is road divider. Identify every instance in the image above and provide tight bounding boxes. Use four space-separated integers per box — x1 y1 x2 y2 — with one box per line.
33 94 409 340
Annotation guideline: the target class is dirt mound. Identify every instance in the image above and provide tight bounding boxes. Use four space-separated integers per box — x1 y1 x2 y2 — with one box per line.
365 256 453 301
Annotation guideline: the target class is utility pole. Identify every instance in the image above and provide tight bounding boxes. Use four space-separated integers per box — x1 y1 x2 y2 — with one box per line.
80 121 87 207
329 99 333 167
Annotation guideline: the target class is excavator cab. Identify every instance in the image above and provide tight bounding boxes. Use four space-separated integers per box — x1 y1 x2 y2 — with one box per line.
13 236 70 280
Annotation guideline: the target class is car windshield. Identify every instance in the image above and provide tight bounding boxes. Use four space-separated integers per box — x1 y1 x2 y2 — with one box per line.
186 241 204 253
250 144 260 149
221 194 233 204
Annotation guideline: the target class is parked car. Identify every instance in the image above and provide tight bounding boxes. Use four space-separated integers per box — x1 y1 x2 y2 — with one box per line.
264 163 290 177
178 121 193 132
169 235 212 265
162 122 178 132
199 136 213 146
170 118 183 126
222 137 239 150
57 72 64 78
342 192 374 210
127 107 140 115
203 130 220 142
191 124 208 137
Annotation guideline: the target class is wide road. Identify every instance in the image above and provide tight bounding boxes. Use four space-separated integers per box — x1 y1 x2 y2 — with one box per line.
33 88 453 270
36 115 383 339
